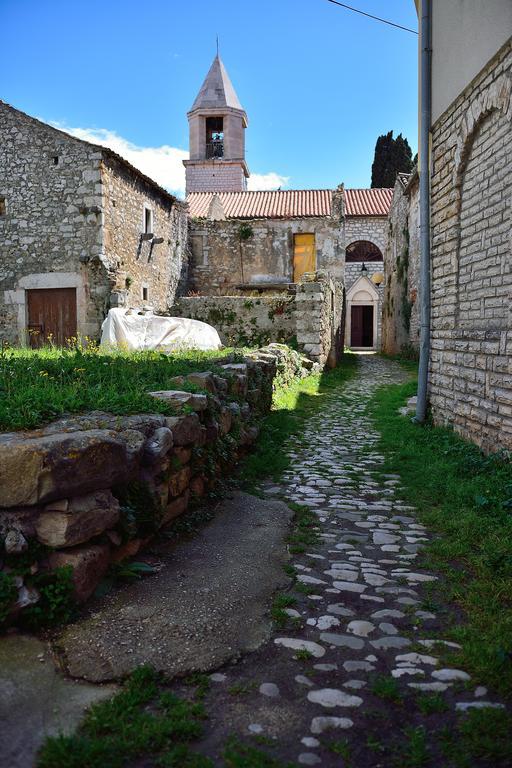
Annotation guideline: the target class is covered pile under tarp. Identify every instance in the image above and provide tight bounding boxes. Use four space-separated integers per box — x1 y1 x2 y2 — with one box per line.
100 308 222 352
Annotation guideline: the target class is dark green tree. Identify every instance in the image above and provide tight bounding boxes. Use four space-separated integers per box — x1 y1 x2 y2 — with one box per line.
371 131 414 188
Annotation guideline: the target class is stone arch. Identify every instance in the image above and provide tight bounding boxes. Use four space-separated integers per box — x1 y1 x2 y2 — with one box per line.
345 240 383 263
345 276 380 350
453 73 512 328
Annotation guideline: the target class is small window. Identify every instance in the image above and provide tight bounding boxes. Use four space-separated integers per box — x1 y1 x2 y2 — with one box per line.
0 197 5 216
142 285 149 302
52 156 59 165
144 206 153 234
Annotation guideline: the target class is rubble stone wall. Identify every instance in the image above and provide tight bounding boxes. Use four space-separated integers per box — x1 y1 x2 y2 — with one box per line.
0 345 312 623
172 294 296 347
429 40 512 451
173 272 345 367
382 174 420 355
102 155 188 315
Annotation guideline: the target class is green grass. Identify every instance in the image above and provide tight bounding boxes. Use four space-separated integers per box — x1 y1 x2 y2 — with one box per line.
240 353 358 489
37 667 211 768
369 375 512 695
0 344 236 430
370 675 403 704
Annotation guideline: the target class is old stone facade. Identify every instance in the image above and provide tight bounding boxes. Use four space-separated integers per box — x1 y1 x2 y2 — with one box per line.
0 102 188 345
382 172 420 355
428 40 512 451
187 194 344 295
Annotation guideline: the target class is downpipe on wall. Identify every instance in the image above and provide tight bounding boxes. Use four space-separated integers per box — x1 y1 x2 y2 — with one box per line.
414 0 432 424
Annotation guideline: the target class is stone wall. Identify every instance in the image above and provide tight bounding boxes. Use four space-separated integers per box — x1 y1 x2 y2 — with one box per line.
173 272 345 367
0 345 311 623
0 102 109 343
429 40 512 451
295 272 345 367
344 216 388 282
172 294 296 347
102 154 188 314
187 215 344 295
382 173 420 355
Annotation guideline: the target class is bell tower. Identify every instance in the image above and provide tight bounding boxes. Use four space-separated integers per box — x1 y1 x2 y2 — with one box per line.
183 55 249 195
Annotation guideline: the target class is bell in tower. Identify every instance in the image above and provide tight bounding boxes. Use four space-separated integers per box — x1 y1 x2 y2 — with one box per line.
183 55 249 195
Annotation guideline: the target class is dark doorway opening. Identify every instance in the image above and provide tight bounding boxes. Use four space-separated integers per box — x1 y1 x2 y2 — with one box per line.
350 305 374 348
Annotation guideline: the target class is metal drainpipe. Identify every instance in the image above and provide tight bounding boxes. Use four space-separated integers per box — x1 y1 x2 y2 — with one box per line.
414 0 432 424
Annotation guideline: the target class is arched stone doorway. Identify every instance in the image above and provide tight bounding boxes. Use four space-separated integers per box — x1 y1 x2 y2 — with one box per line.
345 276 380 350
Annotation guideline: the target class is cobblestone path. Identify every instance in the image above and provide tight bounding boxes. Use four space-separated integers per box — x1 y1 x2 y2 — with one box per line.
179 356 505 766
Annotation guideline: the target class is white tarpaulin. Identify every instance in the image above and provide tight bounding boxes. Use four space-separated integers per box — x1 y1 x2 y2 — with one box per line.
100 308 222 352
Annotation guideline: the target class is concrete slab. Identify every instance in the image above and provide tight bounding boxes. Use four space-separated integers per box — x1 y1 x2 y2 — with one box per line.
59 492 293 682
0 634 115 768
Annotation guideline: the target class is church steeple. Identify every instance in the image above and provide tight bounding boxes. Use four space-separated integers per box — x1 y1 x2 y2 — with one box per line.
184 55 249 195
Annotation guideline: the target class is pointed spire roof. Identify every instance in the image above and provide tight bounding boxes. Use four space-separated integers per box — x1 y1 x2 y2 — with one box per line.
189 55 244 113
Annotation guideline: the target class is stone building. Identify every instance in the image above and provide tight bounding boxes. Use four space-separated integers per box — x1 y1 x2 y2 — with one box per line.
381 171 420 355
414 1 511 450
185 55 392 352
0 101 188 345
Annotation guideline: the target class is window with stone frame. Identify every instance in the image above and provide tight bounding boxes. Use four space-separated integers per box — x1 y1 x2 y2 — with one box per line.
144 206 153 235
0 197 6 216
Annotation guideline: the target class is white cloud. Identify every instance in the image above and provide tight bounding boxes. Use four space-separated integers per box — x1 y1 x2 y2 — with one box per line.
52 124 188 197
52 123 288 197
247 172 289 191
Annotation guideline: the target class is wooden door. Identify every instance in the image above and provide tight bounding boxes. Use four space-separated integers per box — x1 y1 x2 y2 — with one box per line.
26 288 77 347
350 305 373 348
293 233 316 283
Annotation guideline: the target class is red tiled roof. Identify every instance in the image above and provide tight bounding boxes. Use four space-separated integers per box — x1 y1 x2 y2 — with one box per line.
344 188 393 216
186 187 394 220
187 190 334 219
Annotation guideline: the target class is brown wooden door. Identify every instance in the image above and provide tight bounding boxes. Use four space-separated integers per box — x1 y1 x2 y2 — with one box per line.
26 288 77 347
293 233 316 283
350 305 373 348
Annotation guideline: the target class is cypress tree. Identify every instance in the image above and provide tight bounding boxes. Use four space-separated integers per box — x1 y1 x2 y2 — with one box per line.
371 131 413 188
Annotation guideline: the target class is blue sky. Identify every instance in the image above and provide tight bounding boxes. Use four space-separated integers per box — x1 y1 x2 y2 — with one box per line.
0 0 419 196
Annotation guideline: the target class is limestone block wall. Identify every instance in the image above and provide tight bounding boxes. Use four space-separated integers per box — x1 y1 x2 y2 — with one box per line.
0 102 110 343
295 272 345 368
172 294 296 347
185 161 247 195
429 40 512 451
187 217 344 295
102 155 188 314
0 345 311 624
382 174 420 355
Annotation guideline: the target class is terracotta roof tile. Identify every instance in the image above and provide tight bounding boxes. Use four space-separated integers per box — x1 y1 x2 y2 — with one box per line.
187 187 394 220
344 188 393 216
187 190 334 219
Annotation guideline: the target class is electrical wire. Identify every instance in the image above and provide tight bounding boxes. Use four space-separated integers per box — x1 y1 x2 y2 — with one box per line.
326 0 418 35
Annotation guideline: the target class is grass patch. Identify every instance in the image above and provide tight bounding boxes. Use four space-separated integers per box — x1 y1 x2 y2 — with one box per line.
415 692 449 715
223 737 294 768
394 726 430 767
240 353 358 490
37 667 211 768
370 675 403 704
370 376 512 695
0 344 236 430
440 707 512 766
271 593 298 628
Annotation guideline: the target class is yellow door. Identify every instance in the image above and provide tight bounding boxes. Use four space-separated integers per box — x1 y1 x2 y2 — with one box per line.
293 234 316 283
